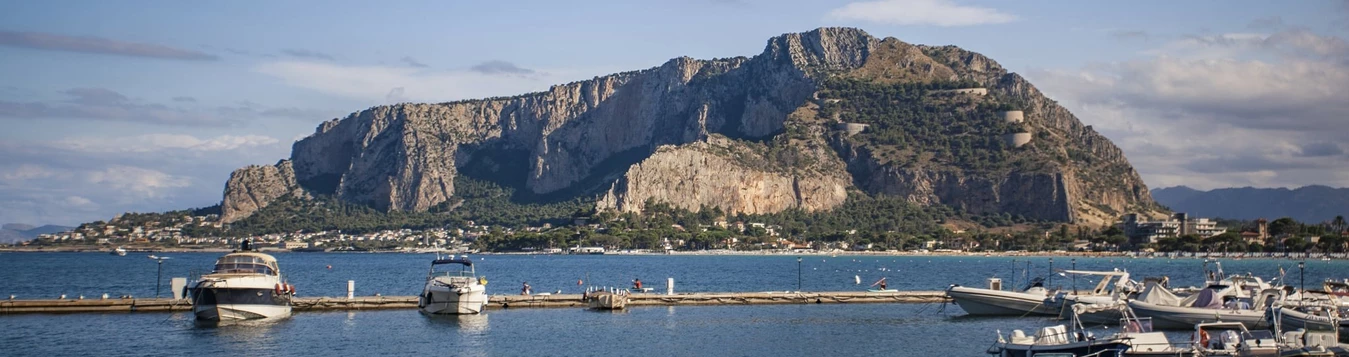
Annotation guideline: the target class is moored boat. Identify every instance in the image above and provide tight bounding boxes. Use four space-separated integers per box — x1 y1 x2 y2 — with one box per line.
418 255 488 315
948 277 1058 316
111 246 126 256
187 241 293 322
1128 283 1283 330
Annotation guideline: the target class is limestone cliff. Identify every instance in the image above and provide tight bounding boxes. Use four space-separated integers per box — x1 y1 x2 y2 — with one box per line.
219 27 1158 225
220 160 305 223
597 137 849 215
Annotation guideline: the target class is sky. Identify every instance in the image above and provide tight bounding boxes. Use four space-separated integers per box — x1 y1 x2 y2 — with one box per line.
1 0 1347 225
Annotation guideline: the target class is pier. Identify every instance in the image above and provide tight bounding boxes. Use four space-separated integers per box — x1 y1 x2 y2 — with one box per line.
0 291 949 314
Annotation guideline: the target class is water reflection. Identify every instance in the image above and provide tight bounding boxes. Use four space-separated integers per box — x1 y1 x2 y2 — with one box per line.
423 313 490 332
190 316 288 354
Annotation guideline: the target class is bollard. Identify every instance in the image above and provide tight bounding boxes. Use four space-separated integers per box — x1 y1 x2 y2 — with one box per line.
667 278 674 295
347 280 355 300
102 293 108 300
60 294 66 300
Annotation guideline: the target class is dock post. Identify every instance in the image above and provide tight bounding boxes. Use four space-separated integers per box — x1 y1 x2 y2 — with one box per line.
347 280 355 300
667 278 674 295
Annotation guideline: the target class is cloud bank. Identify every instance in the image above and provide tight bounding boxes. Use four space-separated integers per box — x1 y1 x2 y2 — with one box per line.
0 30 217 60
826 0 1016 26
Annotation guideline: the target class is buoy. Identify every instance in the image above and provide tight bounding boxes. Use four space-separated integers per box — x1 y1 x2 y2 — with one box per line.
577 279 583 286
854 275 861 284
327 265 332 269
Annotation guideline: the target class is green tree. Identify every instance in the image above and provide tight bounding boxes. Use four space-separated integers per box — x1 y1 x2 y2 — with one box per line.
1268 217 1301 237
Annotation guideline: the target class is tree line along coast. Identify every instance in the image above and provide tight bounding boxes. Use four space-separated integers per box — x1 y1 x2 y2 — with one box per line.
10 193 1347 256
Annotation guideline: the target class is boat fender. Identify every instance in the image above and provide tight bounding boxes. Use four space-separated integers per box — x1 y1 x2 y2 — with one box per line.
275 283 284 296
1192 330 1209 346
287 284 295 295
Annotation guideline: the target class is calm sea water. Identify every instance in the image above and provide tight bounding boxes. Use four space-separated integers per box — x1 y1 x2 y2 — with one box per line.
1 253 1344 356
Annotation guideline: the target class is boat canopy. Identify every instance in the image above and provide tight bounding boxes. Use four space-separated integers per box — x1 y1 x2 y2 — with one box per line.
1137 282 1184 306
431 257 473 266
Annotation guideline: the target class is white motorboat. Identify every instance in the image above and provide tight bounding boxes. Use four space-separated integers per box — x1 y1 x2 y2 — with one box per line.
1128 283 1283 330
418 255 488 315
1042 269 1137 324
947 277 1057 316
187 241 293 322
989 301 1184 357
111 246 127 256
1189 322 1280 356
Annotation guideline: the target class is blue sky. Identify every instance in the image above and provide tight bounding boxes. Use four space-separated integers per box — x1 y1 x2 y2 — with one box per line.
2 0 1348 225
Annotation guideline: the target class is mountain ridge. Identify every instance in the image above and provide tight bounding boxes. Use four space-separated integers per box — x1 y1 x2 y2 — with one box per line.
1152 185 1349 222
218 27 1161 229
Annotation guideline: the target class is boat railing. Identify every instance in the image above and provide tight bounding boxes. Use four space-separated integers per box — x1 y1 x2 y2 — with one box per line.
431 271 477 278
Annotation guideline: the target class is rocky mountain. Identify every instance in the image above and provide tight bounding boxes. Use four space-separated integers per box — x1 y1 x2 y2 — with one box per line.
1152 185 1349 223
220 27 1160 227
0 223 74 243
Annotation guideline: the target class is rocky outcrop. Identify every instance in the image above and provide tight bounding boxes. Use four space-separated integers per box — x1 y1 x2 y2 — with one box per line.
597 138 849 215
220 27 1159 225
221 160 304 223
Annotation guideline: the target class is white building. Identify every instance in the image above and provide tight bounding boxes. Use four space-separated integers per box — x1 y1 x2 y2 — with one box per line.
1121 213 1227 244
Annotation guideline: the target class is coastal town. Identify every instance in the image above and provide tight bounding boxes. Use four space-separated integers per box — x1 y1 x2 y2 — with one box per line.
10 210 1347 259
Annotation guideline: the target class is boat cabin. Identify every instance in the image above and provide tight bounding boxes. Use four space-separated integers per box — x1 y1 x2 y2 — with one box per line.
427 256 479 287
211 253 280 275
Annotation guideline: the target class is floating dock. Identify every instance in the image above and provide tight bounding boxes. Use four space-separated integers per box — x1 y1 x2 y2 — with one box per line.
0 291 948 314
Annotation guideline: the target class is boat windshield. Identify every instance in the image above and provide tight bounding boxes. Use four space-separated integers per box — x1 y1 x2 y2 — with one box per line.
213 255 278 275
429 258 475 278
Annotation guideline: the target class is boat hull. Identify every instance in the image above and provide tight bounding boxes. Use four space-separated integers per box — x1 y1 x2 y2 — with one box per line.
419 287 488 315
994 340 1129 357
946 287 1055 316
189 287 291 321
1127 301 1268 330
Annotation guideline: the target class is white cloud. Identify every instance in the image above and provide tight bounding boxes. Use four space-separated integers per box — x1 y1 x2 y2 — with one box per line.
62 195 99 211
56 134 282 153
254 60 604 104
1026 30 1349 190
86 165 191 199
825 0 1016 26
0 164 60 182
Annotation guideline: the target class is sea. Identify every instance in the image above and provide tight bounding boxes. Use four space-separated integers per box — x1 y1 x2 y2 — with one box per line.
1 252 1343 356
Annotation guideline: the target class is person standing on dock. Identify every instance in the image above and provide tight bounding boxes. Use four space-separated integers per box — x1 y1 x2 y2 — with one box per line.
521 281 531 295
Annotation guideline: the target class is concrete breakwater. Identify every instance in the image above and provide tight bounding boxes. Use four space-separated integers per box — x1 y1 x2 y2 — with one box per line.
0 291 949 314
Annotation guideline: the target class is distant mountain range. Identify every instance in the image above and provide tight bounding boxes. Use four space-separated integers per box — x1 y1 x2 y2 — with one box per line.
0 223 74 244
1151 185 1349 223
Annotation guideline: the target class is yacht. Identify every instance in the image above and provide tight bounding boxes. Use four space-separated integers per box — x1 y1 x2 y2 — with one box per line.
111 246 127 256
187 241 293 322
946 277 1057 316
418 255 488 315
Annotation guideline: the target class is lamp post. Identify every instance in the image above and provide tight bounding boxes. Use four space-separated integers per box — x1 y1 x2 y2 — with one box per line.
1298 261 1305 294
149 255 171 298
787 255 798 292
1071 258 1077 295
